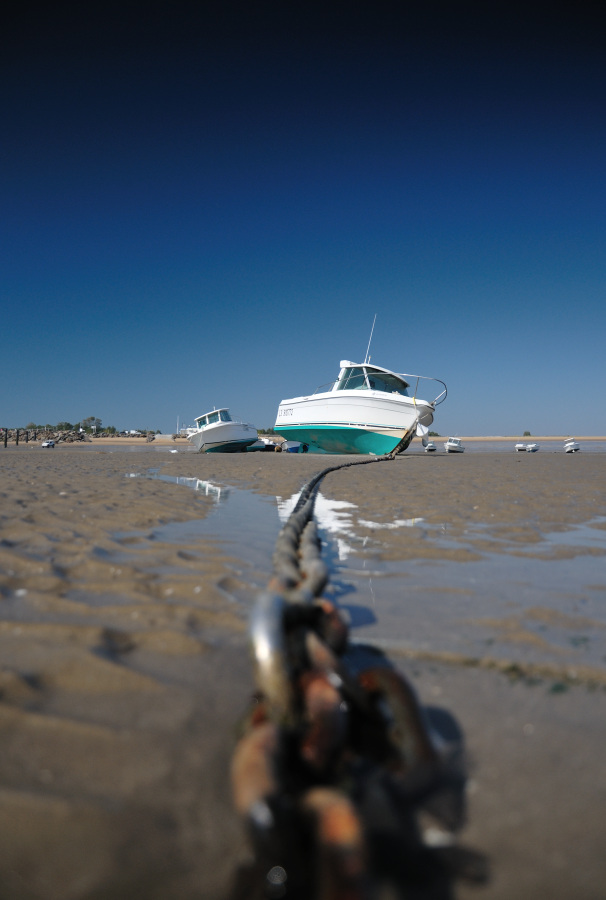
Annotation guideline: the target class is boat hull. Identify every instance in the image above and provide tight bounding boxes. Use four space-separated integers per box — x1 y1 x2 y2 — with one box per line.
274 391 433 455
202 439 257 453
187 422 257 453
275 423 417 455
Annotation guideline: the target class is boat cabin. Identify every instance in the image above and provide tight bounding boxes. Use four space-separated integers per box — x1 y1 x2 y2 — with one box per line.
335 362 410 396
194 409 233 429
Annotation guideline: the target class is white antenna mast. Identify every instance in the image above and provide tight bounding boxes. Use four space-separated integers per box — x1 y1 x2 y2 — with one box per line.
364 314 377 364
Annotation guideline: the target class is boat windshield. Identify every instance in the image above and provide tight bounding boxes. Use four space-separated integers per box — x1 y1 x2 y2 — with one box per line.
365 369 409 396
196 410 232 427
336 367 367 390
336 366 409 395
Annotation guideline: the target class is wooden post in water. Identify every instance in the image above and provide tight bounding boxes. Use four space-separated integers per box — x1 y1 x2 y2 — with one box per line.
3 429 6 448
15 429 19 446
25 429 29 443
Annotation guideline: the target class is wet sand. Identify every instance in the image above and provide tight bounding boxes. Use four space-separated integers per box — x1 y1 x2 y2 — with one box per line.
0 445 605 898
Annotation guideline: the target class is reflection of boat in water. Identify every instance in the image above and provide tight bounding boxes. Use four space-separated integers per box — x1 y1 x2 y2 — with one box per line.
154 475 229 501
564 438 580 453
444 437 464 453
192 479 228 500
187 408 257 453
274 359 446 455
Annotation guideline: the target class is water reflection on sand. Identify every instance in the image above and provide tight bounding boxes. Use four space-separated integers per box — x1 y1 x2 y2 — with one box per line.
139 473 606 680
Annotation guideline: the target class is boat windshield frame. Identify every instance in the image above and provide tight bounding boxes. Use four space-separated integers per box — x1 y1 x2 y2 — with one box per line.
194 409 234 428
312 367 447 407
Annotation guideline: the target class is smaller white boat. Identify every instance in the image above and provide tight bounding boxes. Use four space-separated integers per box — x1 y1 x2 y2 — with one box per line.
516 442 539 452
444 437 464 453
564 438 580 453
247 437 279 452
424 441 437 452
187 408 257 453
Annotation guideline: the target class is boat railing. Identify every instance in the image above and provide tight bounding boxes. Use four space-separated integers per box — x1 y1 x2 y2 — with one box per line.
402 374 448 407
312 373 447 406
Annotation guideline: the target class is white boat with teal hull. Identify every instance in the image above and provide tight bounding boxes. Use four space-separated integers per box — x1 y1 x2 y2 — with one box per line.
274 360 447 455
187 408 257 453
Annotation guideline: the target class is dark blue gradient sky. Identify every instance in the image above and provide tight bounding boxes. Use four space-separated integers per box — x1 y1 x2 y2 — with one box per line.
2 2 605 434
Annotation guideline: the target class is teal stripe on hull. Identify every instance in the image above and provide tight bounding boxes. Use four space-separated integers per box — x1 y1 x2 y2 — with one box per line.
274 424 403 455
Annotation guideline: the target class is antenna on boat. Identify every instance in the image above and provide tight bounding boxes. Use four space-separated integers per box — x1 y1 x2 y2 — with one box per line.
364 314 376 364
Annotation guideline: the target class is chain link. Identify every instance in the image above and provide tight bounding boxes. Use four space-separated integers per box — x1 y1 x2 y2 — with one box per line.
229 423 487 898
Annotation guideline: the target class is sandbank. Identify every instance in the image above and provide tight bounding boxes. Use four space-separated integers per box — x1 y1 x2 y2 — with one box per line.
0 446 604 898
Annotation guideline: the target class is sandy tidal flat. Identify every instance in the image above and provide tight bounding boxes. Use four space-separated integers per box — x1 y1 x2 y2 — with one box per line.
0 445 605 899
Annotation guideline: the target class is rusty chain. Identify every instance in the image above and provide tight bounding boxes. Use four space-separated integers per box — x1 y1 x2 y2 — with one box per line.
229 423 487 899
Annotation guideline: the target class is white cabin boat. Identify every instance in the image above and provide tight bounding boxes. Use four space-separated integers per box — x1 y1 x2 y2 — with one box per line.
274 360 447 455
444 437 465 453
187 408 257 453
564 438 580 453
424 441 437 452
516 442 539 452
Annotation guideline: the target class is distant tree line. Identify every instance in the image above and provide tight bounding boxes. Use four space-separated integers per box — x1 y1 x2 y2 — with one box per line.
22 417 160 434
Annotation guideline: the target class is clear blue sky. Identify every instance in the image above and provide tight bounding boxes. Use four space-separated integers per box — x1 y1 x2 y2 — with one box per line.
2 3 605 435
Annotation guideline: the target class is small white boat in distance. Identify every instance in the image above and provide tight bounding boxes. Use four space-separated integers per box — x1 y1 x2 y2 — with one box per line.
516 442 539 452
564 438 580 453
444 437 464 453
424 441 437 452
187 408 257 453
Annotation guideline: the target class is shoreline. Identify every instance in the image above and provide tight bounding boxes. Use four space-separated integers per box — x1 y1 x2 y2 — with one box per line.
450 434 605 442
10 434 604 448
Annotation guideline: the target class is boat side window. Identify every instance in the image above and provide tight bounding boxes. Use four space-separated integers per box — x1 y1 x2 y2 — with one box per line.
219 410 232 422
198 416 208 427
365 370 409 396
336 366 368 390
208 412 220 424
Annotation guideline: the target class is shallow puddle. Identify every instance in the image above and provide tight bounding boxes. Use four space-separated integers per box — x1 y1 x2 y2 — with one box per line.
121 472 606 679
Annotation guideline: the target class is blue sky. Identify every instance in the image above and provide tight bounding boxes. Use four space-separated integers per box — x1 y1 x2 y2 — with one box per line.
2 2 605 435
